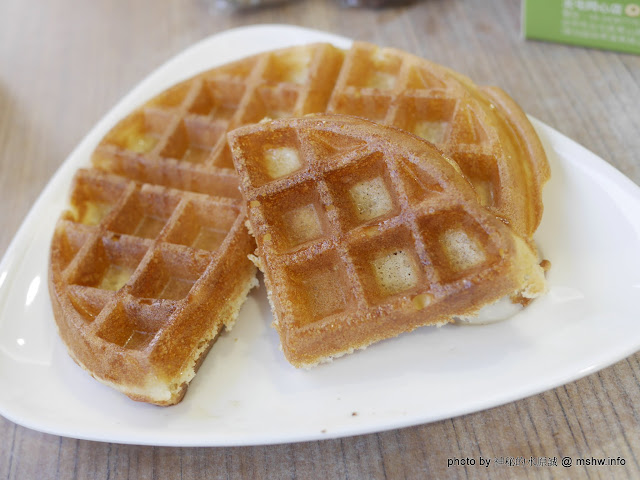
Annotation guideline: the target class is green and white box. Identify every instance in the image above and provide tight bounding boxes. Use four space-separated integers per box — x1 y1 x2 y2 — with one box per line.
523 0 640 54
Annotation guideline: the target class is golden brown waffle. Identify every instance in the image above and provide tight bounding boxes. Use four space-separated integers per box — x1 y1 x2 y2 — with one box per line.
50 41 548 402
49 169 257 405
228 115 546 367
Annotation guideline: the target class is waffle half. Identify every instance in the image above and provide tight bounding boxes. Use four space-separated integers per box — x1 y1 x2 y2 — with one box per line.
228 115 546 367
91 41 548 240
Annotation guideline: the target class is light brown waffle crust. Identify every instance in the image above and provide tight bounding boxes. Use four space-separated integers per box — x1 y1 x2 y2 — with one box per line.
228 115 546 368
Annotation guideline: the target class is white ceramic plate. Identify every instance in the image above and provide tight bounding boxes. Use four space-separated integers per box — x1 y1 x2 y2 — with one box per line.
1 25 640 447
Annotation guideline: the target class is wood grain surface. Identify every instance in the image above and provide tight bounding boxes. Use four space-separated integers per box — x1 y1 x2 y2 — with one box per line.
1 0 639 478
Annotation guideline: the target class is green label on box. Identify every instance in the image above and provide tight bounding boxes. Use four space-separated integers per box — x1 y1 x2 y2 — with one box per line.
523 0 640 54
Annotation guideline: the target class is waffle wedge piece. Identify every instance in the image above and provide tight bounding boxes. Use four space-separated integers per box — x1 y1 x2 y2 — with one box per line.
49 168 257 405
228 115 546 367
49 172 257 406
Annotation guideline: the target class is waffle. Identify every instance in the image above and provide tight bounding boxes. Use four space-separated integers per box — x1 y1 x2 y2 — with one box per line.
50 40 548 402
228 115 546 367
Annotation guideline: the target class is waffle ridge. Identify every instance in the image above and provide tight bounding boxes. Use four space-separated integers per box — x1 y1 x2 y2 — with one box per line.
228 115 546 367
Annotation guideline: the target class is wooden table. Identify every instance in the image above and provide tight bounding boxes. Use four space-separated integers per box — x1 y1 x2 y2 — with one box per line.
1 0 639 478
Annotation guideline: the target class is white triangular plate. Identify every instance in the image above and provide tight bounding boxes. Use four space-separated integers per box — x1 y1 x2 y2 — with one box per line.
1 25 639 447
